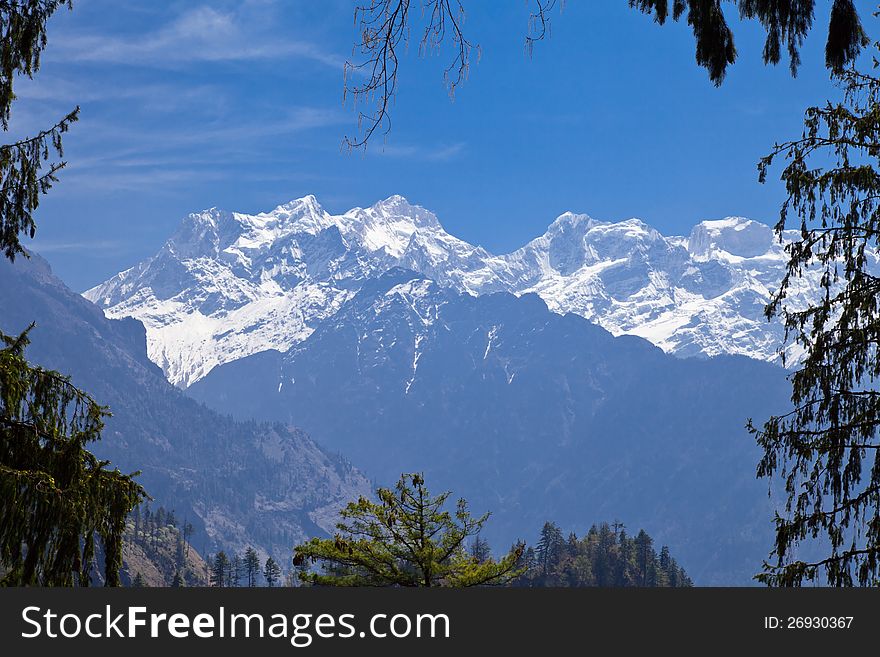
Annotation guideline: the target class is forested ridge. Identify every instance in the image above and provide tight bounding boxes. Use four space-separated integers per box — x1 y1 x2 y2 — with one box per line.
515 522 691 587
122 505 208 587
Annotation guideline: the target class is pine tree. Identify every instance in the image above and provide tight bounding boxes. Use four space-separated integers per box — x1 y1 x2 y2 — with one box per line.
520 546 536 576
182 520 193 561
0 1 79 259
264 556 281 587
615 526 632 586
595 523 617 586
469 535 491 563
750 41 880 586
131 572 145 588
293 473 524 587
535 521 564 583
171 571 184 588
175 531 185 570
634 530 654 587
0 9 138 588
229 554 243 587
211 551 230 588
659 545 671 572
0 329 146 586
243 547 260 587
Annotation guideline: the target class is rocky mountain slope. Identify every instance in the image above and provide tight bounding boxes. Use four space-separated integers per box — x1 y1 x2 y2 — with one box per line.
119 511 209 587
84 195 829 387
0 252 371 567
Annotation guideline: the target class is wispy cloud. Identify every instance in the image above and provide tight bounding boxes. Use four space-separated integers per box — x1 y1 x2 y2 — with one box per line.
50 5 344 69
374 142 466 162
28 239 130 255
62 105 346 162
14 76 227 115
56 157 338 195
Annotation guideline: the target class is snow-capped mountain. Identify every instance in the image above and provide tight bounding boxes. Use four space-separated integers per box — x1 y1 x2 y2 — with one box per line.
85 195 494 386
185 268 792 584
84 194 820 387
499 213 801 361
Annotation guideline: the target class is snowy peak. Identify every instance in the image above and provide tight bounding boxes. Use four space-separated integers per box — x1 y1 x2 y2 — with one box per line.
223 194 445 261
85 195 815 387
542 212 658 243
82 195 474 387
687 217 775 260
250 194 335 235
540 212 601 276
496 213 673 297
371 194 439 227
167 207 241 259
545 211 599 235
167 194 442 264
340 195 443 258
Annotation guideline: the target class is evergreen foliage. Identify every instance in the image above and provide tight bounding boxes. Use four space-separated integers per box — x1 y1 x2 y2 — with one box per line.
264 556 281 587
0 0 78 259
629 1 868 83
206 546 278 588
515 521 692 587
750 39 880 586
210 551 230 588
0 327 145 586
469 534 491 563
293 473 524 587
243 546 260 587
0 0 142 591
229 553 243 587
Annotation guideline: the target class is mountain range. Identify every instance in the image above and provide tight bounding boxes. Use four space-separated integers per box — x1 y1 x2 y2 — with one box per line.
73 195 815 583
83 195 817 388
186 267 793 585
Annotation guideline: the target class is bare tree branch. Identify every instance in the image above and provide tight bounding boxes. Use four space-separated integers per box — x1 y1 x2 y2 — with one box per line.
343 0 477 151
525 0 563 56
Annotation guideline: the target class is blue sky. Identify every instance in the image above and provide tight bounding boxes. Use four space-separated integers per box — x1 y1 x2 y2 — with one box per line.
12 0 871 290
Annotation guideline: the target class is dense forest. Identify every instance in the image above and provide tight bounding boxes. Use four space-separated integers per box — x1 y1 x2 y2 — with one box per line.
513 522 692 588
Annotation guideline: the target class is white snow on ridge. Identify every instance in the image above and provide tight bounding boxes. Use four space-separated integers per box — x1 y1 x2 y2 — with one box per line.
83 195 829 387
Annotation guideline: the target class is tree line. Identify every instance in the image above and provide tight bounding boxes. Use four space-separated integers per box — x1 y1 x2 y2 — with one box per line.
291 473 691 588
513 521 691 587
208 547 283 588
